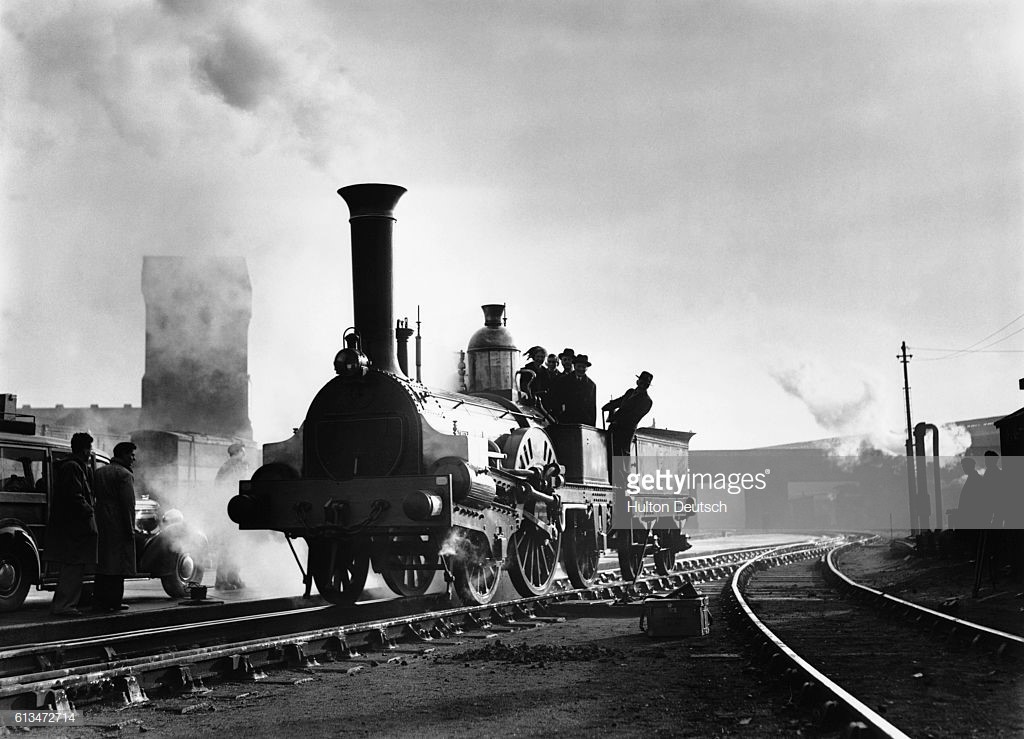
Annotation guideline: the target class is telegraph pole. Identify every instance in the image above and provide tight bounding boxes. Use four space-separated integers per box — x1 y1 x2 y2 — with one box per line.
898 341 918 535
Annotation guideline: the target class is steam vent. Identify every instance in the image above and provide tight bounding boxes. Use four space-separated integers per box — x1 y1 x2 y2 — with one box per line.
466 304 518 398
140 256 253 438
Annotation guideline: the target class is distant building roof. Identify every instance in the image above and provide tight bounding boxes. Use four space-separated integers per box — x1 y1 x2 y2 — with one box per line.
995 407 1024 428
17 405 143 437
754 415 1004 453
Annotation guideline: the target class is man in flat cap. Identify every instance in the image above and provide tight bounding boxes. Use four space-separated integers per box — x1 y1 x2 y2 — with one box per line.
603 371 654 459
559 354 597 425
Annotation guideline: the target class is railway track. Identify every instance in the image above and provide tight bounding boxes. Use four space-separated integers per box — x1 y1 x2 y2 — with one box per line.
728 538 1024 738
0 541 801 714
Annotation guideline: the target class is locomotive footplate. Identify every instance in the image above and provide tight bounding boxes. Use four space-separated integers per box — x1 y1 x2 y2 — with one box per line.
231 475 455 534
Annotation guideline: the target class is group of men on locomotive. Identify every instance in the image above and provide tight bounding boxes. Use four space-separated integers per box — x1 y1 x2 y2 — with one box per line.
517 346 655 469
518 346 596 425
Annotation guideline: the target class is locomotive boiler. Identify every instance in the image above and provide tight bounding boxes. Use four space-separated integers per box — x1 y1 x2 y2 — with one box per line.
227 183 692 605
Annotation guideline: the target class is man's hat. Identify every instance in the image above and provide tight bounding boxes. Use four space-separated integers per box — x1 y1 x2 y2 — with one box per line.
228 443 245 455
523 345 546 357
636 371 654 385
558 348 575 359
573 354 592 367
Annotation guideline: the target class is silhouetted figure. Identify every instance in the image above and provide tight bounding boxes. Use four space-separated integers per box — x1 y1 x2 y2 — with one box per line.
548 348 575 420
603 371 654 458
953 456 984 558
93 442 138 612
955 457 985 528
45 432 97 617
558 354 597 425
981 451 1005 528
215 443 248 590
973 451 1009 595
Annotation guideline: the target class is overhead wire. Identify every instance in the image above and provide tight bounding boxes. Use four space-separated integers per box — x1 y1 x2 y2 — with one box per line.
912 310 1024 361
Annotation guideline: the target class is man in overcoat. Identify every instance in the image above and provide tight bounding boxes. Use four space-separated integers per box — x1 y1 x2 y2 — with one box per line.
92 441 138 612
45 432 98 617
603 371 654 458
559 354 597 426
547 348 575 420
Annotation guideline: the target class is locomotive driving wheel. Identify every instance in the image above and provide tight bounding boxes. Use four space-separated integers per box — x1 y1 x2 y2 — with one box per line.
500 428 563 597
308 538 370 605
376 534 440 597
508 498 561 597
562 511 601 589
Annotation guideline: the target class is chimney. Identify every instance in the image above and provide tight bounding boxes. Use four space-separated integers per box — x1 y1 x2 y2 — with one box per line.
396 319 414 377
140 256 253 438
337 184 407 376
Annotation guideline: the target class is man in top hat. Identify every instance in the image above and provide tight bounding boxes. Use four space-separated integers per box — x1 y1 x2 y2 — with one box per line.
547 348 575 420
558 354 597 425
603 371 654 459
517 345 551 408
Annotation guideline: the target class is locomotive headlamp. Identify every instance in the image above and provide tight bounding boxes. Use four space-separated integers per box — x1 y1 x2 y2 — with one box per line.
334 347 369 378
335 328 370 378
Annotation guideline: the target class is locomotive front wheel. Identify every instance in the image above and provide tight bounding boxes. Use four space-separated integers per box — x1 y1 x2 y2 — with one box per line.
508 500 562 597
562 514 601 589
452 556 501 606
376 534 440 597
308 539 370 605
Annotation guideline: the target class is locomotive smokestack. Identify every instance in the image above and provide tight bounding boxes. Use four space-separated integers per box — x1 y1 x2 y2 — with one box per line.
337 184 407 377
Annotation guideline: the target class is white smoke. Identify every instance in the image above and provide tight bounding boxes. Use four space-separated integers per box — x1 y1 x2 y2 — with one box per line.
1 0 396 444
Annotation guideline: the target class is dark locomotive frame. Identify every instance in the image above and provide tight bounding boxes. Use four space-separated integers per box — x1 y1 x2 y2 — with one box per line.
228 184 694 605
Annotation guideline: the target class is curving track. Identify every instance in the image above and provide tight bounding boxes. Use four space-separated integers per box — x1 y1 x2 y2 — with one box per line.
728 537 1024 737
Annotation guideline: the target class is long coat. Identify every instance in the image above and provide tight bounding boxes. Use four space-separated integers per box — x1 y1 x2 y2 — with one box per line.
603 387 653 456
43 457 98 566
559 374 597 426
93 459 138 576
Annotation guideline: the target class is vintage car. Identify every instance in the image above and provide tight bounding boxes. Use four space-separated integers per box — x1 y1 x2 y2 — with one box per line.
0 415 208 611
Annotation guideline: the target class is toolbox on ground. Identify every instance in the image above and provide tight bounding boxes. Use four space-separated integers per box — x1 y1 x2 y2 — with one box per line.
639 584 711 638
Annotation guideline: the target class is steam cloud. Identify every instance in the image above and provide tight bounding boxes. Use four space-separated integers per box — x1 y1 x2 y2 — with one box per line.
1 0 395 444
770 361 904 456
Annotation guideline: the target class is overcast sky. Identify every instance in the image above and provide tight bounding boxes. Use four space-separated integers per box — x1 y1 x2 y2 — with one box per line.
2 0 1022 451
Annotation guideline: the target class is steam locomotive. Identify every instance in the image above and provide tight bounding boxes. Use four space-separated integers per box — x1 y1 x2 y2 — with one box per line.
227 184 693 605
